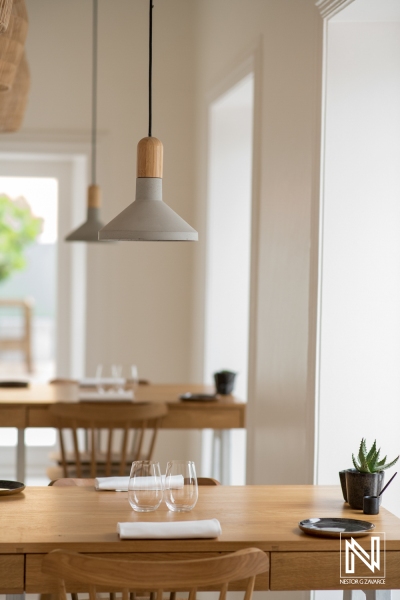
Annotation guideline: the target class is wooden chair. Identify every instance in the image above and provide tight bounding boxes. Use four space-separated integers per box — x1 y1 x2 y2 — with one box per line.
42 547 269 600
49 379 150 385
48 402 168 479
197 477 220 486
0 297 33 373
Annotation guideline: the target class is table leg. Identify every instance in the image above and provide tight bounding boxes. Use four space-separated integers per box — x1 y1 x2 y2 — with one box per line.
212 430 231 485
16 429 25 482
365 591 391 600
342 591 392 600
220 429 231 485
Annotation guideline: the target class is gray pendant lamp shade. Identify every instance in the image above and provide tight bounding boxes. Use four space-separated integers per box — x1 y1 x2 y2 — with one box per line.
65 0 108 243
65 185 103 242
99 137 198 241
98 0 197 242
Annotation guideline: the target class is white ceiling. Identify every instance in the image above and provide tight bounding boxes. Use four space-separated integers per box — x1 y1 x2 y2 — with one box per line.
332 0 400 22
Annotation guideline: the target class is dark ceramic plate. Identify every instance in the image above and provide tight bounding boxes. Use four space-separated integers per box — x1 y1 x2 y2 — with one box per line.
179 393 217 402
0 380 29 388
299 518 375 538
0 480 25 496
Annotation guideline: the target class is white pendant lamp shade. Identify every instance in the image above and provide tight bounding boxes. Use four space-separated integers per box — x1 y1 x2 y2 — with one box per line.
99 137 198 242
65 185 104 242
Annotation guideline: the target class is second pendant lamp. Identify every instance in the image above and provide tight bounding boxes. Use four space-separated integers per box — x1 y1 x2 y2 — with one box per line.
99 0 197 242
66 0 105 243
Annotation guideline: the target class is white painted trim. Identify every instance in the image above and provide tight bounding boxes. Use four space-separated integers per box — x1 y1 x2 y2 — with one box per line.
313 18 329 487
316 0 356 19
245 38 263 485
201 36 263 485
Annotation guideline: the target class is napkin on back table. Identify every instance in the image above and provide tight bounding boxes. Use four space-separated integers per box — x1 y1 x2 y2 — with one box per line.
95 475 184 491
80 377 126 387
79 390 134 402
117 519 222 539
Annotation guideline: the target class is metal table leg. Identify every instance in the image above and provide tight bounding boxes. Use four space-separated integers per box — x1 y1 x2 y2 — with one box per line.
212 430 231 484
16 428 25 482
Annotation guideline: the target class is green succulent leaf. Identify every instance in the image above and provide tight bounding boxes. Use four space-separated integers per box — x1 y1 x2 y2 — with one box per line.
358 438 367 464
353 438 400 473
378 456 399 472
366 440 377 464
369 449 381 473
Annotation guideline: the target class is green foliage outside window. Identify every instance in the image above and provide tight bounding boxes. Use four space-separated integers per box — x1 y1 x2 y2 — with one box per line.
0 194 43 283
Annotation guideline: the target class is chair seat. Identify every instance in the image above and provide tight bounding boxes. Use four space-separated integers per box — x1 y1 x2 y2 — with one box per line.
48 451 137 477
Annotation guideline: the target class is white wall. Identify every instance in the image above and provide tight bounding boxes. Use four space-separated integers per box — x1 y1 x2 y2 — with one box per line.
192 0 323 491
317 20 400 516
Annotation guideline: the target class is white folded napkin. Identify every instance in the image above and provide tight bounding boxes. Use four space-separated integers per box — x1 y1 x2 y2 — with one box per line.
79 390 134 402
95 474 184 491
80 377 126 387
117 519 222 539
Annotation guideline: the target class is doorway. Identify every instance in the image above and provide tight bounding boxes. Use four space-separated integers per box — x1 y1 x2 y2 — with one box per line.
203 73 254 485
0 152 87 483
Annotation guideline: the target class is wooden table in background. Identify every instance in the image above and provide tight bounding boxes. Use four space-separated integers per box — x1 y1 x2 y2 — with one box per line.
0 485 399 595
0 383 246 481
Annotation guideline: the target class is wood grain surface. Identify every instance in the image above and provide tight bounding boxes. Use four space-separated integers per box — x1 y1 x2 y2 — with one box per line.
1 485 400 591
0 383 245 430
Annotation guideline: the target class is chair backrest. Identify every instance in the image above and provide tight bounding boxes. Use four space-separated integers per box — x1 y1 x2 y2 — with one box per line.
42 548 268 600
49 402 168 478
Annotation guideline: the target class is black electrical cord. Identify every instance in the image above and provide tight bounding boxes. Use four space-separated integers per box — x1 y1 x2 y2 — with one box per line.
91 0 98 184
148 0 153 137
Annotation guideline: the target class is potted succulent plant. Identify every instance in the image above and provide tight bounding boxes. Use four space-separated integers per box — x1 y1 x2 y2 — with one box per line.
342 438 399 510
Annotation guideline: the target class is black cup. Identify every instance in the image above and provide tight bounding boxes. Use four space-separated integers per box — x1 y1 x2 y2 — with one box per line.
363 495 379 515
214 371 237 395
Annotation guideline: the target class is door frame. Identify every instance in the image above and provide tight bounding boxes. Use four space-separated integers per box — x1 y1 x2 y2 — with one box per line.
0 132 91 377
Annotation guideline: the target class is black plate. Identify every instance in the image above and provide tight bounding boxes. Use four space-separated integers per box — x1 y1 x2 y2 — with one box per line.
179 393 218 402
299 518 375 538
0 480 25 496
0 380 29 388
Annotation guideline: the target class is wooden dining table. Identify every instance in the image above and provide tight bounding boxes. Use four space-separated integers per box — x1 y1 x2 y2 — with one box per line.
0 382 246 481
0 485 400 596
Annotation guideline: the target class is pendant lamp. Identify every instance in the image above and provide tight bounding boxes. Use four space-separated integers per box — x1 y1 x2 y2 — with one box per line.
65 0 106 243
99 0 197 242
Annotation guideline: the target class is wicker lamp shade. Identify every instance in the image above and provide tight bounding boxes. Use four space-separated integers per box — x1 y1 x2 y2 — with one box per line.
0 51 29 131
0 0 27 91
0 0 13 33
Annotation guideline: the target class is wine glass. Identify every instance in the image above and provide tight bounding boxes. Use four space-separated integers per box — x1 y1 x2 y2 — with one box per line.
128 461 163 512
164 460 198 512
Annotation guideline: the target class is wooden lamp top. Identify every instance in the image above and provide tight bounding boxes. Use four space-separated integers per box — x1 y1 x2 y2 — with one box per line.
137 137 163 178
88 184 101 208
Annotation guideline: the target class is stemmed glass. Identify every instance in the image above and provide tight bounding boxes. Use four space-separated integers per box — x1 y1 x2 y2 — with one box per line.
128 461 164 512
164 460 198 512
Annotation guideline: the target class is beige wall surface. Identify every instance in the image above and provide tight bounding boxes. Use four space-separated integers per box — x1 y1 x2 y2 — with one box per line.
23 0 196 386
11 1 324 479
192 0 323 485
20 0 198 465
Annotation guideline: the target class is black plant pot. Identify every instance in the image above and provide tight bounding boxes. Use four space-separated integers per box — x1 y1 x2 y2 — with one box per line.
345 469 385 510
338 470 348 502
214 371 237 395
